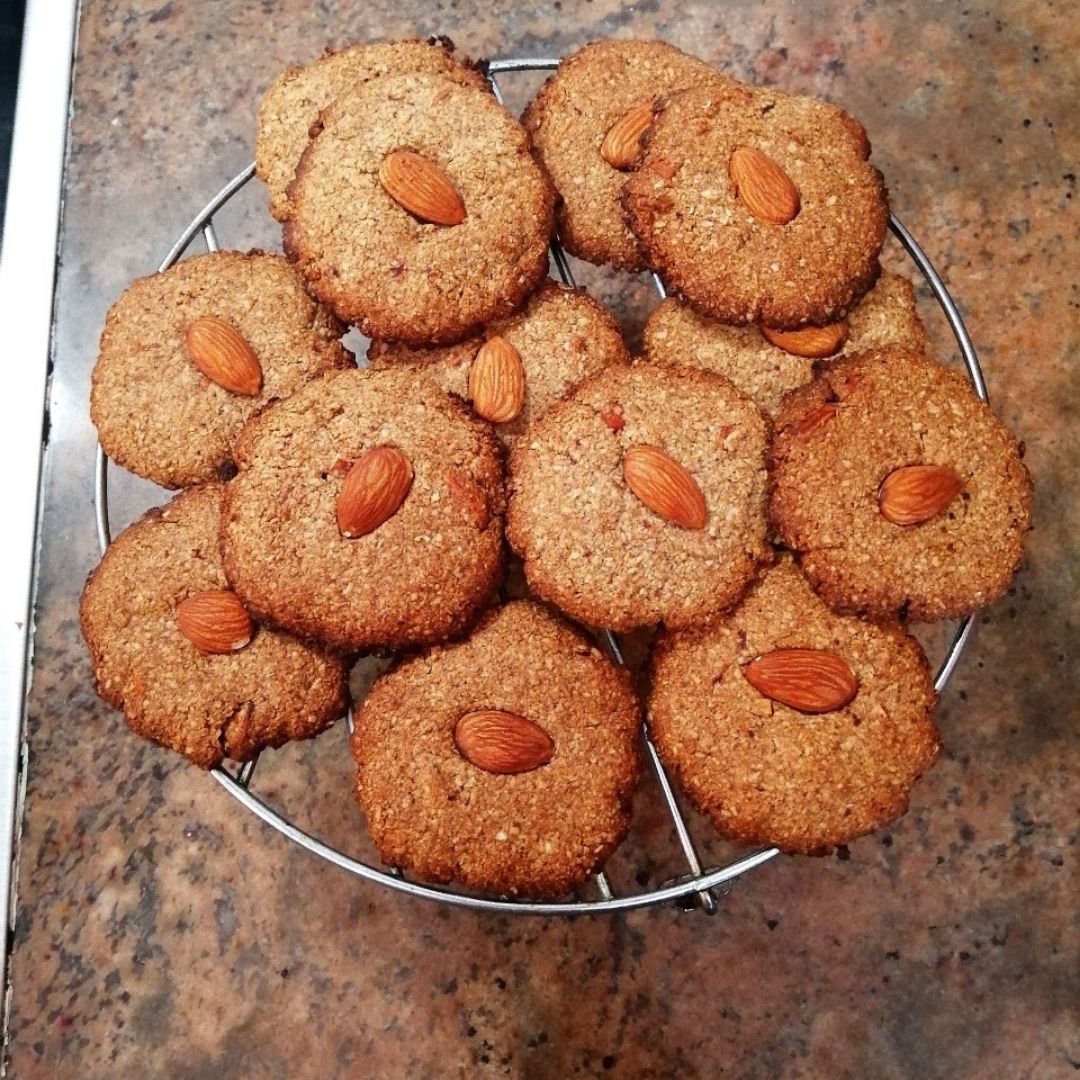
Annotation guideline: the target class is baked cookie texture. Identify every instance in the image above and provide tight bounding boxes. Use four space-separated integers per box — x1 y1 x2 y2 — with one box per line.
649 557 940 854
368 280 630 444
644 271 925 416
283 72 555 345
220 368 506 653
80 484 349 769
769 346 1034 621
522 39 729 270
623 82 889 329
90 251 353 489
507 362 771 631
256 38 486 221
351 600 642 897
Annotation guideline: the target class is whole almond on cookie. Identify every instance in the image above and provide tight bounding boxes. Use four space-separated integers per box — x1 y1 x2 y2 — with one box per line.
762 320 849 358
185 316 263 396
623 445 707 530
337 446 414 538
729 146 801 225
601 102 654 170
469 336 525 423
743 648 859 714
176 589 254 655
454 709 555 775
379 149 466 226
879 465 964 526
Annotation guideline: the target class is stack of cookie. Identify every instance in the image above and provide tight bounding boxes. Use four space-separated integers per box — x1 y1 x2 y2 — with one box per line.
83 36 1032 899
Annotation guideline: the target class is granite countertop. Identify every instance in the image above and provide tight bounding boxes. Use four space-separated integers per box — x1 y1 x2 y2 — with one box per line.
7 2 1076 1077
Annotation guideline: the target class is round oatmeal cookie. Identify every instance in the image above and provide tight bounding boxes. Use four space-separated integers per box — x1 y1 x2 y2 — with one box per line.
220 368 506 653
769 346 1034 622
649 556 940 854
623 81 889 329
80 484 349 769
507 362 771 631
91 250 353 489
522 39 729 270
643 271 925 416
283 72 555 346
256 37 486 221
368 280 629 444
351 600 641 897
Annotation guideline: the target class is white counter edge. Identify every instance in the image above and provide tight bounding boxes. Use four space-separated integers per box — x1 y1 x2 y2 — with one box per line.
0 0 80 1007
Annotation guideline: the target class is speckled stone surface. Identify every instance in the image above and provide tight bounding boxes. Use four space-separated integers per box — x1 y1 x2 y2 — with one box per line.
7 2 1077 1077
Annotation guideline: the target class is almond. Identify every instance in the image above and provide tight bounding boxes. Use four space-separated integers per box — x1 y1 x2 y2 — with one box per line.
600 406 625 432
378 150 466 227
648 157 680 180
454 710 554 775
623 445 707 530
336 446 413 538
185 316 263 396
469 336 524 423
601 102 654 169
878 464 964 526
743 648 859 714
785 403 837 439
762 320 848 358
177 589 254 655
729 146 800 225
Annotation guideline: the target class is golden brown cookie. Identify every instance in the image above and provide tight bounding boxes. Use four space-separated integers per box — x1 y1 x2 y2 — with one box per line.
256 37 486 221
90 251 353 489
80 484 349 769
522 39 729 270
769 347 1034 621
643 271 925 416
283 72 555 345
368 280 629 444
649 556 940 854
220 368 506 653
352 600 641 897
624 82 889 329
507 362 771 631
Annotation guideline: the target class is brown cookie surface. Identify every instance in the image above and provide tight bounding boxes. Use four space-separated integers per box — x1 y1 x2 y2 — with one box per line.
221 368 506 653
284 72 555 345
368 280 629 444
644 271 925 416
80 484 349 769
507 362 771 631
769 347 1034 621
351 600 641 898
91 250 353 489
256 38 486 221
624 82 889 328
522 39 728 270
649 556 940 854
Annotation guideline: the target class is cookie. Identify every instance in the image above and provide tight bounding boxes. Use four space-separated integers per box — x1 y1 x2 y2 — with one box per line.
256 38 486 221
351 600 641 897
220 367 506 653
283 72 555 346
91 250 353 489
769 346 1034 621
507 362 771 631
643 271 925 416
649 556 940 854
623 81 889 328
80 484 349 769
522 39 729 271
368 280 630 444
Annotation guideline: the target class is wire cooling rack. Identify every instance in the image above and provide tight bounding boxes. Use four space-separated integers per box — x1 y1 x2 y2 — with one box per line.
93 57 987 915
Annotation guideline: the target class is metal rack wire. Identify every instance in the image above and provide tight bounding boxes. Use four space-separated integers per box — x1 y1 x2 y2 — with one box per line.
93 57 986 915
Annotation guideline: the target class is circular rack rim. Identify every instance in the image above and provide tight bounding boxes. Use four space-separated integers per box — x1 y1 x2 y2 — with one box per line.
93 56 986 916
